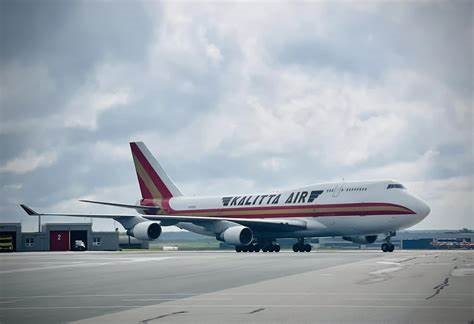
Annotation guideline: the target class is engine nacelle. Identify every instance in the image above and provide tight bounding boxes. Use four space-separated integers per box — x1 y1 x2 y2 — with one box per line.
342 235 378 244
129 221 162 241
219 226 253 246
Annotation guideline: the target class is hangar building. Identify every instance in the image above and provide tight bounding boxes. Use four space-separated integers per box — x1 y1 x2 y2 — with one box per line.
0 223 119 252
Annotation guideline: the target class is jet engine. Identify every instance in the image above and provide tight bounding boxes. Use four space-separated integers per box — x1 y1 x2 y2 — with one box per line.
219 226 253 246
342 235 378 244
129 221 162 241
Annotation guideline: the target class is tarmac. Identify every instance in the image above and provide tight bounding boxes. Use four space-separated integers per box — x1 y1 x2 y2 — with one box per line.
0 250 472 323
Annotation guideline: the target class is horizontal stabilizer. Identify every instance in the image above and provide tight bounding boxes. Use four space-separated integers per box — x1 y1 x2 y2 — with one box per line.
20 204 38 215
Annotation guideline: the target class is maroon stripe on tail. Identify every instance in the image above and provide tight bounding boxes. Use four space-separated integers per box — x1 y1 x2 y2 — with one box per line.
130 143 174 199
137 176 154 199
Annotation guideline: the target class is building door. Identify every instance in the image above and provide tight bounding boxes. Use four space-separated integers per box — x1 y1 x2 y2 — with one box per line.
50 231 69 251
70 230 87 251
0 232 16 252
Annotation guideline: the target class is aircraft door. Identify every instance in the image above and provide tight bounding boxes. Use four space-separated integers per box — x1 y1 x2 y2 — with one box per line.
333 183 344 197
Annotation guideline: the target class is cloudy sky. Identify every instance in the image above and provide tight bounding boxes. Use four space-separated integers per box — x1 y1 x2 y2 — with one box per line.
1 1 472 232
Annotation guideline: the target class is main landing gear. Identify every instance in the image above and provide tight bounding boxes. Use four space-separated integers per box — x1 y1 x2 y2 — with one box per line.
235 241 280 253
292 238 311 253
381 232 395 252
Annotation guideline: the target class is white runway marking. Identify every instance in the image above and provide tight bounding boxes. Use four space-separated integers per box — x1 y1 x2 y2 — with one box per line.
0 257 172 274
0 300 18 304
0 304 472 311
451 268 474 277
122 298 231 302
370 261 402 275
376 261 400 265
1 292 473 299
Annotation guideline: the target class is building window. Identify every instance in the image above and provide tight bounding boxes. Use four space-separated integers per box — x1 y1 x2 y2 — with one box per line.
93 237 102 246
25 237 34 247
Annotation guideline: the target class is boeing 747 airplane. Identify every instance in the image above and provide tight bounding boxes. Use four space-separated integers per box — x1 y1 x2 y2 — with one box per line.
21 142 430 253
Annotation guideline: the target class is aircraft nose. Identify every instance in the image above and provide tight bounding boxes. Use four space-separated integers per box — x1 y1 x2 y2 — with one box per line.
416 198 431 218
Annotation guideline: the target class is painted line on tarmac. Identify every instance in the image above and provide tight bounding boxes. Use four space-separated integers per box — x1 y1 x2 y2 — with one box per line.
451 268 474 277
0 304 473 310
122 298 231 302
0 257 172 274
2 291 473 299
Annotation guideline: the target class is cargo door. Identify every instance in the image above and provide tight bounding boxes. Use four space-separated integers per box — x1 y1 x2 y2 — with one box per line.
50 231 69 251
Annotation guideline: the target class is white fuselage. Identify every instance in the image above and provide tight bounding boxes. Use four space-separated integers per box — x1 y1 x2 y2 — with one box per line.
142 180 430 239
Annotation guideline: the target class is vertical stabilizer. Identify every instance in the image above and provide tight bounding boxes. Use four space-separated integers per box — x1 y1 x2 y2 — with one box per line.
130 142 182 199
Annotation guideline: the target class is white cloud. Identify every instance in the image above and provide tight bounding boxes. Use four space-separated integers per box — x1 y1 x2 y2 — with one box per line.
261 157 284 172
92 141 131 161
206 44 223 64
61 63 134 130
62 88 131 130
0 150 57 174
2 183 23 191
348 150 440 182
409 176 474 229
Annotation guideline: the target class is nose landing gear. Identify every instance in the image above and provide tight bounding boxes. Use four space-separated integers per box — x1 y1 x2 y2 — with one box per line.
381 232 395 252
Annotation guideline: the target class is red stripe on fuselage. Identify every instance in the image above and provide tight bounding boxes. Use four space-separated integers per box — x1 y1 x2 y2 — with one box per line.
141 200 415 218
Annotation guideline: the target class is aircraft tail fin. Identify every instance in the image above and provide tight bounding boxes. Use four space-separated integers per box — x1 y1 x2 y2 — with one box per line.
130 142 182 200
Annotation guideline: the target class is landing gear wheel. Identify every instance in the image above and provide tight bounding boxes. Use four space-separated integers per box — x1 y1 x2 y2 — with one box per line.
274 244 281 252
382 231 396 253
293 242 310 252
235 246 242 252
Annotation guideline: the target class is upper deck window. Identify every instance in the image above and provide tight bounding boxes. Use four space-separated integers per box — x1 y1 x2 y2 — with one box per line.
387 184 406 189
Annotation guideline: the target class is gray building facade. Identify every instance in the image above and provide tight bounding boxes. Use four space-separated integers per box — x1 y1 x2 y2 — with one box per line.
0 223 119 252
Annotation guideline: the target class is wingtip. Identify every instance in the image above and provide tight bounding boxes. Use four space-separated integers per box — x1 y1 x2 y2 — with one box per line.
20 204 38 215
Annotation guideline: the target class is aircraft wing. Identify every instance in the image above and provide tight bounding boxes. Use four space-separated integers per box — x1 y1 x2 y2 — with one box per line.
79 199 161 212
20 204 137 220
20 204 307 231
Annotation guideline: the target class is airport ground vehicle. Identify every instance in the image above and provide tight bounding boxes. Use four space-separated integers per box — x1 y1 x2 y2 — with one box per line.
73 240 86 251
21 142 430 253
0 235 14 252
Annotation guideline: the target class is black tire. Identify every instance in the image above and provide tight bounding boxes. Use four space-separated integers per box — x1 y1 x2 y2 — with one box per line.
274 245 280 252
381 243 388 252
388 244 395 252
305 244 311 252
292 244 299 252
235 246 242 252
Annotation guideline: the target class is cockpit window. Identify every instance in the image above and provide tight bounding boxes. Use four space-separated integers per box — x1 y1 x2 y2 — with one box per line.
387 184 406 189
